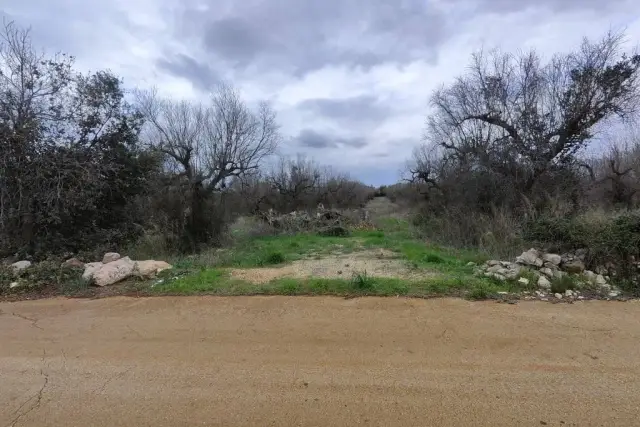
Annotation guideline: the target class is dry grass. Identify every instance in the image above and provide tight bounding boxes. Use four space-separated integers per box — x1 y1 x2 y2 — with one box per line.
228 249 432 284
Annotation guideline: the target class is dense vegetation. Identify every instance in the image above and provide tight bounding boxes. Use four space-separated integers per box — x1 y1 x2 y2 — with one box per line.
2 20 640 293
0 22 374 259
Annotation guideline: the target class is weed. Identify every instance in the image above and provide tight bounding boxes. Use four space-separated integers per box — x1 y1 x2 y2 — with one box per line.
350 271 374 290
467 283 494 300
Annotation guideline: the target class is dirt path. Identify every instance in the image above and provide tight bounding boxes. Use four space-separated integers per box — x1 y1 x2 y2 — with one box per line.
2 297 640 426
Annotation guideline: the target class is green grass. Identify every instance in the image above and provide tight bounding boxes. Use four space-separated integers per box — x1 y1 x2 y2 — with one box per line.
151 267 513 300
149 216 518 300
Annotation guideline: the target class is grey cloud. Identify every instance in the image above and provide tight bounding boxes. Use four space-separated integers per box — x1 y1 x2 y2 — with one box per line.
468 0 629 12
297 95 390 124
296 129 337 149
177 0 446 76
203 17 274 69
295 129 368 149
2 2 137 57
156 53 218 90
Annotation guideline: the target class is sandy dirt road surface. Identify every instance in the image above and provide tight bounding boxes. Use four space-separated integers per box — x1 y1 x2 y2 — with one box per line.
2 297 640 427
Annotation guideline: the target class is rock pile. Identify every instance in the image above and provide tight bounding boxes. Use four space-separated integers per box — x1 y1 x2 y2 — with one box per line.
476 248 619 297
258 204 370 233
77 253 172 287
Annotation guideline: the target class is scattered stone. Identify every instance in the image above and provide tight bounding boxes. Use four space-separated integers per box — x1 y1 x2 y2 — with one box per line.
134 260 172 279
102 252 121 264
466 261 476 267
82 262 103 281
553 270 566 279
608 291 621 298
584 270 597 283
62 257 84 268
487 265 503 274
9 281 20 289
486 260 500 267
565 290 574 297
542 253 562 266
563 259 585 274
555 293 563 300
575 248 588 259
595 274 607 286
540 267 554 278
516 249 543 267
518 277 530 286
578 296 585 300
92 257 135 287
497 291 509 295
537 276 552 289
10 260 31 274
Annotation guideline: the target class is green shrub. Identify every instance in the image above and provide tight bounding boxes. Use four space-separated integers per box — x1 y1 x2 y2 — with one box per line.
423 253 445 264
317 226 350 237
550 275 578 294
0 261 85 295
260 252 286 266
525 210 640 285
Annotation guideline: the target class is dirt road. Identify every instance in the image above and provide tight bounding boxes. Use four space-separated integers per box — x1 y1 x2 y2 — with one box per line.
2 297 640 427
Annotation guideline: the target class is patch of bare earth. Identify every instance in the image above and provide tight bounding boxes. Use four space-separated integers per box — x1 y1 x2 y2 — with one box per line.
365 196 407 219
230 249 433 284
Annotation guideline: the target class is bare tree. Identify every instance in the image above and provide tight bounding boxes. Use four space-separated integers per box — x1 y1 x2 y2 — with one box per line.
268 155 321 211
581 127 640 208
135 83 280 249
425 31 640 197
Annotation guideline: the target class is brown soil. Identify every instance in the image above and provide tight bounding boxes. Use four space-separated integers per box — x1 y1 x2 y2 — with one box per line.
229 249 430 283
2 296 640 426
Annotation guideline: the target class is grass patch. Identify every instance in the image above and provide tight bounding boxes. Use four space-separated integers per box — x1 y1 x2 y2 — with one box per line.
150 266 508 299
149 210 501 299
259 251 286 266
219 233 361 268
152 268 233 294
350 271 374 290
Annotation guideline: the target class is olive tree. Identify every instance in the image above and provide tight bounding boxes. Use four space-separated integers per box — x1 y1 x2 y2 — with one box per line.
136 83 280 250
0 21 155 256
418 31 640 207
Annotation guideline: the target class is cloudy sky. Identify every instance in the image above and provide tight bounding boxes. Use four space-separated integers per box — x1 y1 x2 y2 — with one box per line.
2 0 639 185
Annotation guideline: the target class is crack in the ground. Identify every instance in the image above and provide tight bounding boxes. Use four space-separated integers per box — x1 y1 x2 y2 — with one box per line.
6 370 49 427
11 313 43 330
92 368 132 396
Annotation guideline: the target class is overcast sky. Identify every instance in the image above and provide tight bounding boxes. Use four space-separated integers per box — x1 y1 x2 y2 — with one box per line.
2 0 639 185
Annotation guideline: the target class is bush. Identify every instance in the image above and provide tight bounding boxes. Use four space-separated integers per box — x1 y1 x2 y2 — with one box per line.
317 226 350 237
413 207 524 259
422 253 445 264
550 275 579 294
260 252 286 266
0 261 85 295
524 210 640 281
